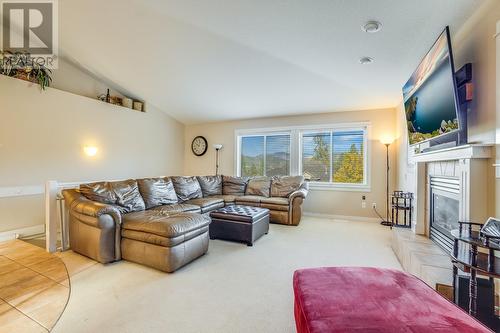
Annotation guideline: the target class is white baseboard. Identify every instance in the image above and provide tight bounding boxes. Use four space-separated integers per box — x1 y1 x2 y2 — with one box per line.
303 212 381 223
0 224 45 242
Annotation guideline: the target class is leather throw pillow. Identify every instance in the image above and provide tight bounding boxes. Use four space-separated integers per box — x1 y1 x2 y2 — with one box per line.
110 179 146 213
137 177 178 209
271 176 304 197
171 176 203 202
197 175 222 196
245 177 271 197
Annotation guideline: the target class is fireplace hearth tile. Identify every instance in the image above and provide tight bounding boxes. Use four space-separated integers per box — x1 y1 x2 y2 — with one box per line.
421 265 453 287
391 228 453 290
409 252 453 277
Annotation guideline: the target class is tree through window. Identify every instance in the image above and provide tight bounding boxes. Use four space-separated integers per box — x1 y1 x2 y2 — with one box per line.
302 130 365 184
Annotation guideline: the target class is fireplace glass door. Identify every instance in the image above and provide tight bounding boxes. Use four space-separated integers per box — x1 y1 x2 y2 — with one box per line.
429 177 460 252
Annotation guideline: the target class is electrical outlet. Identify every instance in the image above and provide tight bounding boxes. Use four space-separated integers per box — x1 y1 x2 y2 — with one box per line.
361 201 366 209
372 203 377 209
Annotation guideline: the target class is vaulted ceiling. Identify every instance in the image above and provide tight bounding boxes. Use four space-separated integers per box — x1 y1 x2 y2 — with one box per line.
59 0 484 124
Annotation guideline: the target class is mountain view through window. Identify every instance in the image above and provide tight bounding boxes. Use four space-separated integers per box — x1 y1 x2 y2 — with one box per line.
239 127 366 185
240 134 291 177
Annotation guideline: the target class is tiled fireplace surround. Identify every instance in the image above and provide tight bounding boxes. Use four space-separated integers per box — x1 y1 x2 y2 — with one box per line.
392 144 493 290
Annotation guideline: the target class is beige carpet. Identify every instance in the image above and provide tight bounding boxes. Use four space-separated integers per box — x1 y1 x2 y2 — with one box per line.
53 217 402 333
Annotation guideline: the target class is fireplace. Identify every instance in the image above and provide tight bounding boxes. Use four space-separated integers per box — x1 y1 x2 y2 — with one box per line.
429 176 460 252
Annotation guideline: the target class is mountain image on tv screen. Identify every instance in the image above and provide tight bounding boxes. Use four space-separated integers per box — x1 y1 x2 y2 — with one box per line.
402 28 459 145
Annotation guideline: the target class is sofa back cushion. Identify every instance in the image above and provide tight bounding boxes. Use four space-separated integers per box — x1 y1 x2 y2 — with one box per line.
271 176 304 197
197 175 222 196
245 177 271 197
222 176 249 196
171 176 203 202
109 179 146 213
80 182 116 204
137 177 178 209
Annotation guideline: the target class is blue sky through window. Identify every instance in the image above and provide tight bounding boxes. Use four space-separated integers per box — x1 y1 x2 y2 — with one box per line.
333 131 364 153
302 131 363 157
241 136 264 157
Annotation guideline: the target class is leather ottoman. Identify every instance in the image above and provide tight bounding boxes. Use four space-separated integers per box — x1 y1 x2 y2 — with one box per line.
209 205 269 246
121 211 210 272
293 267 492 333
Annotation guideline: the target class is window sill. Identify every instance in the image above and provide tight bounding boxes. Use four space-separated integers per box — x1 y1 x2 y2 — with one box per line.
307 182 371 192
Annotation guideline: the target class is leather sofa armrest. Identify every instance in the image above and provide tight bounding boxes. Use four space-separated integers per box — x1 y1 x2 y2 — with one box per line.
62 189 122 263
288 182 309 200
62 189 122 228
288 182 309 226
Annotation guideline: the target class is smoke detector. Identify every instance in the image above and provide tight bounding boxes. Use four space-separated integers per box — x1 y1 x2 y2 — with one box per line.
359 57 374 65
362 21 382 33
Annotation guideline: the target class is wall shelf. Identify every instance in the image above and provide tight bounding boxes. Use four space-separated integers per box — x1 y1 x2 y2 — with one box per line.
1 73 146 113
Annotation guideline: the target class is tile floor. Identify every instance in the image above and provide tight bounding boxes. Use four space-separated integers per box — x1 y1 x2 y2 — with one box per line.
0 240 96 332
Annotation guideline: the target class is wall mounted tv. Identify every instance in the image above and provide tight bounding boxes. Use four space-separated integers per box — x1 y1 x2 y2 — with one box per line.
403 26 461 146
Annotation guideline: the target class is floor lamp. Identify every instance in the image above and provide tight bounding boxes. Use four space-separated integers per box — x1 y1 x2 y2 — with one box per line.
214 144 223 175
380 138 393 226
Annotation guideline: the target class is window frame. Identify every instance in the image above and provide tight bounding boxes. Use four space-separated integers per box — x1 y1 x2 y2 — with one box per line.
235 122 371 192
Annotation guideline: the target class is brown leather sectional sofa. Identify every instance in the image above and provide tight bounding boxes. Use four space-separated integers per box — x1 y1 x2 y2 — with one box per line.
62 175 308 272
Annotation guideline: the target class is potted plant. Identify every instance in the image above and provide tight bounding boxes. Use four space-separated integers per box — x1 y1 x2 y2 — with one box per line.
0 51 52 90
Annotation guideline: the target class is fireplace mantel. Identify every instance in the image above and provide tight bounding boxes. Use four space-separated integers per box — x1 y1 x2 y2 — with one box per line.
411 144 493 237
412 144 493 163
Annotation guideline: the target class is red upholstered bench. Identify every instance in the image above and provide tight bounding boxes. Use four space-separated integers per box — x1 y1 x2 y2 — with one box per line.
293 267 492 333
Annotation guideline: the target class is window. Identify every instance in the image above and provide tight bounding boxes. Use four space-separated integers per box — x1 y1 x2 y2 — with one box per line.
332 131 364 184
301 130 365 184
239 134 291 177
302 132 331 182
236 124 369 190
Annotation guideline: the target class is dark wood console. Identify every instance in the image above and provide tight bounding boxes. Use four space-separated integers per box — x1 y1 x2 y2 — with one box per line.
451 221 499 329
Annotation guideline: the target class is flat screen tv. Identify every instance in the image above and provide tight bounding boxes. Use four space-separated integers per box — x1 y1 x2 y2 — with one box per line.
402 27 460 146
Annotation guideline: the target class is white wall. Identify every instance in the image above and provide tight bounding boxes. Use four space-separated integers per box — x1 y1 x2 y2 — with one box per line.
0 75 185 233
395 0 500 216
184 108 397 218
50 57 110 100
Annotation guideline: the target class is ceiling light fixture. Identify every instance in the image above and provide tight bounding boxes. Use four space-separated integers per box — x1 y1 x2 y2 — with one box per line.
362 21 382 33
359 56 374 65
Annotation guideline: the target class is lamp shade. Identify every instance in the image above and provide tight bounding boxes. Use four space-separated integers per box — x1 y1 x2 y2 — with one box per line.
380 136 394 145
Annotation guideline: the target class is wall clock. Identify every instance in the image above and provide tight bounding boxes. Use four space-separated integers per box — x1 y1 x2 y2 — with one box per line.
191 136 208 156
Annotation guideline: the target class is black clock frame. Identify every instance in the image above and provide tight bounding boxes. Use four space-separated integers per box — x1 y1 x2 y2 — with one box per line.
191 136 208 156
